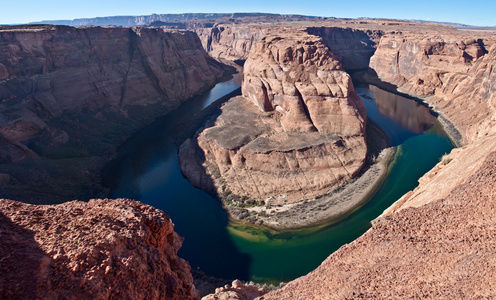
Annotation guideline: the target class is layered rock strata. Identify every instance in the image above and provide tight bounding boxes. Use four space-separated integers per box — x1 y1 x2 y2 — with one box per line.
0 198 198 299
196 25 266 61
180 31 368 228
306 27 382 70
0 25 224 159
0 25 225 201
369 31 496 143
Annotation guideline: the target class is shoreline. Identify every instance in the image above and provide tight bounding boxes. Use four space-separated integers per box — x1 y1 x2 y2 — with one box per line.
224 119 396 232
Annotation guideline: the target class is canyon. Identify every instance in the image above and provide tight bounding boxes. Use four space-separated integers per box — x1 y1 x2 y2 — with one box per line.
1 14 496 299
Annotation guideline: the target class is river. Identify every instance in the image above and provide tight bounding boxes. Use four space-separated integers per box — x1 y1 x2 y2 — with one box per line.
103 73 454 283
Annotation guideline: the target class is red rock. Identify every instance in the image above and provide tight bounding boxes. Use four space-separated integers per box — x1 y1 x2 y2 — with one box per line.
196 25 266 61
202 280 267 300
0 198 199 299
369 30 496 144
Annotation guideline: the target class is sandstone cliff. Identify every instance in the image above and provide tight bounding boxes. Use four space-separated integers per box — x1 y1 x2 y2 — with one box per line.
195 25 266 61
0 198 198 299
0 25 225 201
179 30 368 228
369 30 496 143
0 25 224 157
307 27 382 70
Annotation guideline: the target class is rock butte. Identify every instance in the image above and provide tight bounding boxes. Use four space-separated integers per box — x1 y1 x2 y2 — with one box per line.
179 29 369 228
0 15 495 299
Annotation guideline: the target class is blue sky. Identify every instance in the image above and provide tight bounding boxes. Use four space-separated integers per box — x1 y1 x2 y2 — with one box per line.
1 0 495 26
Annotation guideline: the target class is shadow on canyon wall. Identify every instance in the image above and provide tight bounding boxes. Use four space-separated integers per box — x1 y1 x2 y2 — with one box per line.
307 26 382 71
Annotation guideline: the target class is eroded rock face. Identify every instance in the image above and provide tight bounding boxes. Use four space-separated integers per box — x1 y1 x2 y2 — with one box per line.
307 27 382 70
242 33 366 135
0 25 227 202
196 25 266 61
370 32 496 143
0 198 199 299
179 31 367 228
202 280 267 300
0 25 225 162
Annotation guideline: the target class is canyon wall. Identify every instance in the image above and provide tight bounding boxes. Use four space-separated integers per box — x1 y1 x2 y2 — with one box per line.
0 25 225 201
195 25 266 61
369 31 496 143
179 30 368 228
195 25 382 68
0 198 198 299
0 25 224 158
307 27 382 70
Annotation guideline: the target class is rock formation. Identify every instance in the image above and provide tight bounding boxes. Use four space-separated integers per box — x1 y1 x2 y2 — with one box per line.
179 30 368 228
196 25 266 61
257 22 496 300
306 27 382 70
0 25 224 157
202 280 267 300
0 198 198 299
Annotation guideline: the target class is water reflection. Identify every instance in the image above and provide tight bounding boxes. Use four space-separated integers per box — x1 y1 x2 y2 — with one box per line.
356 84 438 146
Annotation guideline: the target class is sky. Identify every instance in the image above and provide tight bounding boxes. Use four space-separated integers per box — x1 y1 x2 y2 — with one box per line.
1 0 495 27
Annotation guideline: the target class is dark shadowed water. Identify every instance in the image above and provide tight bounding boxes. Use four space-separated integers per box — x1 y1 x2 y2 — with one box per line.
104 77 453 282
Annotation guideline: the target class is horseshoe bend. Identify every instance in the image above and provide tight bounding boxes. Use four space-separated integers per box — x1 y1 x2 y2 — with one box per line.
1 13 496 299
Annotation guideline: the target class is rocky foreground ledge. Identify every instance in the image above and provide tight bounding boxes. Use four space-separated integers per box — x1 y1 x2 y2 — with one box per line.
262 138 496 299
0 198 198 299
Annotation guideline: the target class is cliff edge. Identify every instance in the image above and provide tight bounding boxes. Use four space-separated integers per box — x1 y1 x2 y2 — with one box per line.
0 198 199 299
